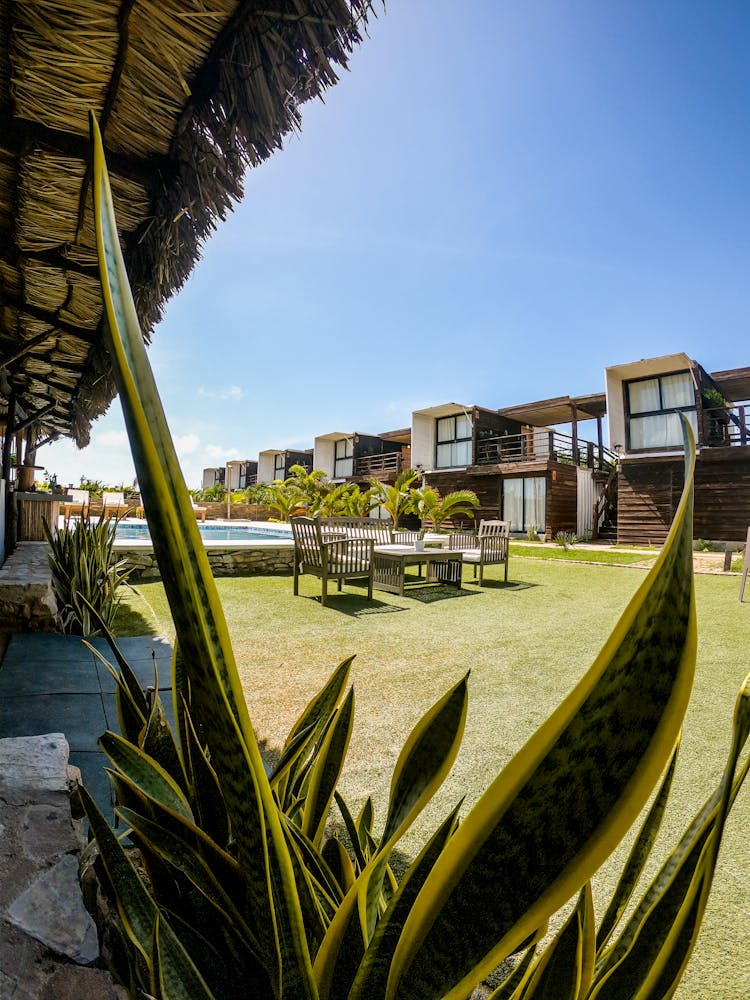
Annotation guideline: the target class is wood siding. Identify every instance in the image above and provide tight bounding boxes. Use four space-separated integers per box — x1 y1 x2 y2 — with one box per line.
617 447 750 544
423 470 501 529
546 463 578 540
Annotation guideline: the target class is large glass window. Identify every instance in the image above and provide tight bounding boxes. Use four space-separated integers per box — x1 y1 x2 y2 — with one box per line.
334 438 354 478
626 372 697 450
436 414 472 468
503 477 546 532
273 453 286 480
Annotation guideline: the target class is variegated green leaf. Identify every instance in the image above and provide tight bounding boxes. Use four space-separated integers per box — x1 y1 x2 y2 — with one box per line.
100 731 194 822
595 740 680 955
348 804 462 1000
588 672 750 999
302 688 355 846
314 674 468 998
521 884 594 1000
90 114 315 996
153 911 217 1000
386 420 697 1000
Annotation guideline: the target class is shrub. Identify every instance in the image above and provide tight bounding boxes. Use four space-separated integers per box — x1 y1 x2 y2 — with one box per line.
555 529 578 550
43 513 133 635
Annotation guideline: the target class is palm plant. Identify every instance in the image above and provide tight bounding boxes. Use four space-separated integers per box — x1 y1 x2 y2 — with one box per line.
283 465 331 514
82 115 750 1000
265 482 308 521
411 485 479 534
317 482 379 517
369 469 419 529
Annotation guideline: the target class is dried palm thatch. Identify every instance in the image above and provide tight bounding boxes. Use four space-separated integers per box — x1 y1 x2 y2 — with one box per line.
0 0 378 451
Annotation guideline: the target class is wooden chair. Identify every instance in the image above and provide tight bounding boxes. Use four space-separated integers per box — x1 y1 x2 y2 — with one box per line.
291 516 374 606
449 519 510 586
191 500 208 522
101 491 131 518
320 516 393 546
62 488 89 519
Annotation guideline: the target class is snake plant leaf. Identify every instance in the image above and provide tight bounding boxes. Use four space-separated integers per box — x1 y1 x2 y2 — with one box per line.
322 836 357 896
153 911 218 1000
141 692 188 794
334 791 368 873
521 884 594 1000
588 672 750 999
484 946 538 1000
314 675 469 998
285 655 355 751
78 783 156 960
302 688 355 846
348 803 462 1000
117 805 264 964
100 731 194 823
387 420 697 1000
595 740 680 954
178 703 231 849
90 113 316 995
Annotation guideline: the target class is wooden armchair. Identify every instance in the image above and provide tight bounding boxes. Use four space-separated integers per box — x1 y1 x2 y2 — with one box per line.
291 516 374 606
449 519 510 586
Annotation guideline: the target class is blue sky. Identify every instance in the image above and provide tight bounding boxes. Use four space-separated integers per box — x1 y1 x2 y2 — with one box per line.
45 0 749 489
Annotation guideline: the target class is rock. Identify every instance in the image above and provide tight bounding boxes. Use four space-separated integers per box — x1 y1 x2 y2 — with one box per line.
7 854 99 964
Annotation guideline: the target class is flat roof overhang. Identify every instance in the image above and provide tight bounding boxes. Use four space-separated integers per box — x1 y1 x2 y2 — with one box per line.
498 393 607 427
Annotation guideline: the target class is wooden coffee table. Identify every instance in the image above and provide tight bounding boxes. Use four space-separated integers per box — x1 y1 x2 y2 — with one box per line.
372 545 463 596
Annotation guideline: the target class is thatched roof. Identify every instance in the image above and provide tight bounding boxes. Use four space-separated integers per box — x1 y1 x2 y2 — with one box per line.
0 0 377 447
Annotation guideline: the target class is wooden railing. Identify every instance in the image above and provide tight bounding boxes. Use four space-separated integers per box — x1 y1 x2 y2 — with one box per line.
353 451 403 477
703 405 748 448
476 431 617 470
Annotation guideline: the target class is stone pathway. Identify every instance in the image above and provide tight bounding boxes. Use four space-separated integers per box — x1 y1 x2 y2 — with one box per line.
0 633 173 998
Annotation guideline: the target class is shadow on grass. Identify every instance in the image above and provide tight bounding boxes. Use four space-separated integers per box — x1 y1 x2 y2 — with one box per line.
112 599 157 636
407 585 480 605
462 579 539 593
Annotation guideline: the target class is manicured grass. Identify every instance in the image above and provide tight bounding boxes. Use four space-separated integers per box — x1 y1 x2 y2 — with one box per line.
114 562 750 998
509 543 656 565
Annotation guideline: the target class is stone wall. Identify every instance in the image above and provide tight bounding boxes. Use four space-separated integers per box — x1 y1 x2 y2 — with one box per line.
123 543 294 580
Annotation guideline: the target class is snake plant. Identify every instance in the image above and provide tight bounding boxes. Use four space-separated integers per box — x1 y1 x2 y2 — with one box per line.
82 113 749 999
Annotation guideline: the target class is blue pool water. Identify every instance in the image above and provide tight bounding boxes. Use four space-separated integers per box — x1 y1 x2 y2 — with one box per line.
115 522 292 543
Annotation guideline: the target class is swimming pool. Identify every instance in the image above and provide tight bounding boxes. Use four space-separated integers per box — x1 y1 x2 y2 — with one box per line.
115 521 292 543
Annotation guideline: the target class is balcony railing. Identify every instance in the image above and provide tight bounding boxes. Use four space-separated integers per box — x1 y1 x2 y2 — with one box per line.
353 451 403 477
476 431 616 470
702 405 749 448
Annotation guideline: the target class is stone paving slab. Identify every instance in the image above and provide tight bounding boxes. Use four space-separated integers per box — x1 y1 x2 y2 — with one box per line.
0 634 173 821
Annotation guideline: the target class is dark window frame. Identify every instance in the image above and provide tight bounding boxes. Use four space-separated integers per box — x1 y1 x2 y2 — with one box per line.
624 370 697 452
435 414 472 469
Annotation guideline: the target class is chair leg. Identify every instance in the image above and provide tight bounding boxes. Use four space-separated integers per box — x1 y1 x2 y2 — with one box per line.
293 564 299 596
321 577 328 606
504 557 509 582
478 563 484 587
367 571 373 601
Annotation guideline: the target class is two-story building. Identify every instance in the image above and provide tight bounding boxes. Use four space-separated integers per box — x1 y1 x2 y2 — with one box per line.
257 448 313 483
312 430 410 485
411 400 614 539
606 353 750 544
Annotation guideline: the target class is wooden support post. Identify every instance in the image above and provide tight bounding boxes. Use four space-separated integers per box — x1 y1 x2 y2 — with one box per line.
2 395 17 554
739 406 747 446
570 402 579 465
740 527 750 603
596 415 604 469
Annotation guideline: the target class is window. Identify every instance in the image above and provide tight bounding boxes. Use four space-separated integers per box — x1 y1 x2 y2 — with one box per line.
436 414 472 468
334 438 354 478
626 372 698 450
274 453 286 480
503 477 546 532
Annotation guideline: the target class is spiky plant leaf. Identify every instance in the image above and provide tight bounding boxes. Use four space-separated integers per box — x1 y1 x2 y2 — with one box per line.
521 884 594 1000
385 421 697 1000
90 114 315 996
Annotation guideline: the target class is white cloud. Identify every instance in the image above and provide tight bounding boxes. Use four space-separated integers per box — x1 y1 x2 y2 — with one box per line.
93 429 129 447
205 443 241 460
173 433 201 456
197 385 245 400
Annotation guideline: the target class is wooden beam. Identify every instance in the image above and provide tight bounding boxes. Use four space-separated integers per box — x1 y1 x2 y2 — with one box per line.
14 401 58 434
570 402 579 464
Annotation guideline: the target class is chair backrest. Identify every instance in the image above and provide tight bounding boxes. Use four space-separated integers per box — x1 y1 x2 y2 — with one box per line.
321 516 393 545
102 491 125 508
478 519 510 538
68 489 89 506
291 516 324 569
448 530 479 551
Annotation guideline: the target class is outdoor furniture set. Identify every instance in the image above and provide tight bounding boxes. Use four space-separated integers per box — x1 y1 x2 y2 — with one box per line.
291 515 510 605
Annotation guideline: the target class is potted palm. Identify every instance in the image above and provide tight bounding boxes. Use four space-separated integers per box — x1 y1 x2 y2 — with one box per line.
412 486 480 548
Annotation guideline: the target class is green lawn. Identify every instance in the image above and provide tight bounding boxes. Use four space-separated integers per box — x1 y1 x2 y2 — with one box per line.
115 561 750 999
509 543 657 565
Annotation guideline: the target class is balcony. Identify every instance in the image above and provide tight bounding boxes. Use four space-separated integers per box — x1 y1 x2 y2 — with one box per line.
352 451 403 478
702 405 749 448
476 431 616 471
